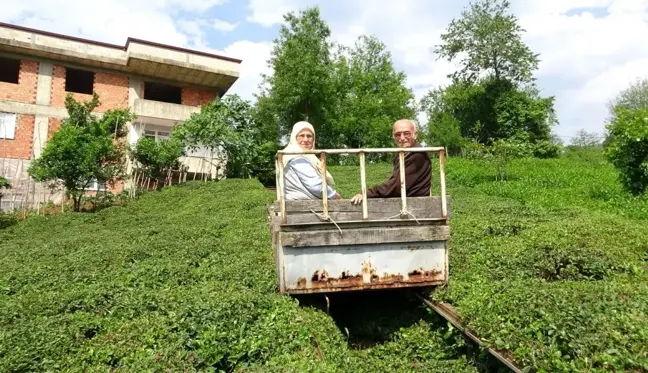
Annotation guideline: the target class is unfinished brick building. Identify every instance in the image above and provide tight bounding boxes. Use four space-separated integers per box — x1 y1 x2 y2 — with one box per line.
0 22 241 211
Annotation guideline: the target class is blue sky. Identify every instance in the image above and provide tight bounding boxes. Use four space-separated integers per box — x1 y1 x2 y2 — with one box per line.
2 0 648 144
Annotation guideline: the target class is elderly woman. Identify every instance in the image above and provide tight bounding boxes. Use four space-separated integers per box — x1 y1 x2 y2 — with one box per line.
281 121 341 201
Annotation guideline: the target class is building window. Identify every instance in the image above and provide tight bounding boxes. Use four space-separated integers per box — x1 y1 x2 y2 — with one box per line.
0 112 16 139
0 57 20 84
65 67 94 94
143 82 182 104
85 178 106 191
144 129 170 142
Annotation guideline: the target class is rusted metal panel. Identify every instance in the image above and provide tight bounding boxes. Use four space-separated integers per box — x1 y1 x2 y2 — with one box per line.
278 240 447 294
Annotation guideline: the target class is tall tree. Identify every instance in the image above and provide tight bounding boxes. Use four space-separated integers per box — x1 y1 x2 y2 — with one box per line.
423 0 557 151
571 129 601 147
435 0 539 84
172 95 254 179
329 35 416 149
255 6 335 146
28 93 135 211
607 78 648 118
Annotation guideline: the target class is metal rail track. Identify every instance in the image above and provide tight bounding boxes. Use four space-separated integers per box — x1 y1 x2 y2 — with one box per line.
415 294 525 373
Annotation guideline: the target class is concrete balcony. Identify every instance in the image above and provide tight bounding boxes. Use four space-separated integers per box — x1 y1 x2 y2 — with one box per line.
132 98 200 123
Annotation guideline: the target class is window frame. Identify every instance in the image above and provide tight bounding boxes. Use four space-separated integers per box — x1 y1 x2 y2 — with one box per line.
0 112 17 140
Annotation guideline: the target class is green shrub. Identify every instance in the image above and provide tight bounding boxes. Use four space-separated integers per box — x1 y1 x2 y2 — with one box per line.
604 107 648 195
533 139 561 158
129 136 186 188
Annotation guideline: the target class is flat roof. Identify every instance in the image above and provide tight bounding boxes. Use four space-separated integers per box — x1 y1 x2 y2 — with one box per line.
0 21 242 91
0 21 242 63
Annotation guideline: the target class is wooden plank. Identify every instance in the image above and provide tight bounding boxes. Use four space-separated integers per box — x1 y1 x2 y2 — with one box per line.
279 225 450 248
285 210 444 224
279 219 448 232
278 196 452 214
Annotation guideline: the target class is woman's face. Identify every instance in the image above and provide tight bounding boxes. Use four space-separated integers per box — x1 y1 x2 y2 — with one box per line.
296 129 314 150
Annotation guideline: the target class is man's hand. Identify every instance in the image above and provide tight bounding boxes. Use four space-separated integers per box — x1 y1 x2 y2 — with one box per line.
350 193 363 205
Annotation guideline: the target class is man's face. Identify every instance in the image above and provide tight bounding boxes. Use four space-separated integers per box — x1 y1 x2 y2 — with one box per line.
296 129 314 150
392 120 417 148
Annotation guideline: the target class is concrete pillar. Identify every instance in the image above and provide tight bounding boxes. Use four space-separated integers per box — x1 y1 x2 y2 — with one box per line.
32 116 49 158
125 78 143 185
128 78 141 107
36 62 53 105
33 62 53 158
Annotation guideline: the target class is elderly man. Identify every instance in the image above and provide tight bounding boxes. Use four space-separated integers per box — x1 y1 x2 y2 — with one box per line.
351 119 431 205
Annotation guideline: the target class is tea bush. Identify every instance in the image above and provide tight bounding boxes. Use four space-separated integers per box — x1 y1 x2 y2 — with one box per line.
0 179 475 372
331 148 648 372
3 148 647 372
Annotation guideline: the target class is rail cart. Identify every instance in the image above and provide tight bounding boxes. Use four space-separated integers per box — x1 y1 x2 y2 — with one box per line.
267 147 451 294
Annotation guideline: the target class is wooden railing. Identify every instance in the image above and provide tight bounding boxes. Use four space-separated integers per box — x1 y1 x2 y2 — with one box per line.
275 147 447 225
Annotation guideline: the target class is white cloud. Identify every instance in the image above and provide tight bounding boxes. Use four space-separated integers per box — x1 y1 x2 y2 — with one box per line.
213 18 239 32
216 40 273 100
246 0 298 27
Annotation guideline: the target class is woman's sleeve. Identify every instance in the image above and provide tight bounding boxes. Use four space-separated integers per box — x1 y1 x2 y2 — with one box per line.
290 159 337 199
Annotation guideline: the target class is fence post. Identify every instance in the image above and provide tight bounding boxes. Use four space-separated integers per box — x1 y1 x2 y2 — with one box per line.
277 153 286 224
320 152 328 220
439 149 447 219
399 151 407 218
359 151 368 220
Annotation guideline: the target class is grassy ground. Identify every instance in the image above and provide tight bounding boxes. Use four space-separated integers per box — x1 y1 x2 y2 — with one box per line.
0 180 475 372
329 148 648 372
1 148 646 372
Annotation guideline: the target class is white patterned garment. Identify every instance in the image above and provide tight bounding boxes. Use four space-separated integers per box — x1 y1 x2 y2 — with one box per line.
283 157 338 200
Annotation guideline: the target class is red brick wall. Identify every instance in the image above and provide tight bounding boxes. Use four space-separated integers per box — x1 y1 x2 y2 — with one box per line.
0 114 34 159
0 60 38 104
48 118 62 141
181 87 217 107
50 66 129 111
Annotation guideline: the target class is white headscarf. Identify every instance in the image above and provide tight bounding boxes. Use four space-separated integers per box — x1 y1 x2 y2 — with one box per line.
281 121 335 186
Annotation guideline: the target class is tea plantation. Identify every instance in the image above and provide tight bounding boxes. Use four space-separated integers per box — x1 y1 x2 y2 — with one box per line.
1 148 647 372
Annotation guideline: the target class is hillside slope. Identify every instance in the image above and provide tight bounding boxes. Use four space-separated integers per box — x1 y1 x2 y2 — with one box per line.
329 149 648 372
2 149 647 372
0 180 475 372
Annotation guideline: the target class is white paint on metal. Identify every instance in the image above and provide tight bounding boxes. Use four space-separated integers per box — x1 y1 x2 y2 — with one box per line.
280 240 447 292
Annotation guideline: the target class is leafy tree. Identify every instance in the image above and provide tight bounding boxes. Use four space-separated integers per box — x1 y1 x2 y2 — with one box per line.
329 35 416 150
129 136 185 189
256 7 416 154
571 129 601 147
173 94 263 179
423 0 557 153
435 0 539 84
604 107 648 196
605 77 648 147
28 93 135 211
607 77 648 120
421 77 557 147
255 6 335 146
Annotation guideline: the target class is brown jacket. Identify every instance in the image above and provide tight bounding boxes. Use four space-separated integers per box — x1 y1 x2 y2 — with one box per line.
366 143 431 198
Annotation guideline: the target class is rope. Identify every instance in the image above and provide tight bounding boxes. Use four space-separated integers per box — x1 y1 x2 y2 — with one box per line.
310 208 343 236
386 209 421 224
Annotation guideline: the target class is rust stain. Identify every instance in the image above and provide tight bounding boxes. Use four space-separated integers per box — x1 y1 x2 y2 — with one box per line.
296 266 443 291
408 269 442 282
